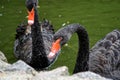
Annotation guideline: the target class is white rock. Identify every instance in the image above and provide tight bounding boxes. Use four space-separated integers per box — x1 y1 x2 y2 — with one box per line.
73 71 112 80
0 60 11 71
5 60 37 74
0 71 33 80
0 51 113 80
0 51 7 62
32 66 69 80
32 75 84 80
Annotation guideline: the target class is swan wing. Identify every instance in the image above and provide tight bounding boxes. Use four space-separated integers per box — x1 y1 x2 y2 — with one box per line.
89 29 120 79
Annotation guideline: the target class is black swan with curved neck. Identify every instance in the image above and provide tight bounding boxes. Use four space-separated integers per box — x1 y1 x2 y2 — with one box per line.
54 24 120 80
54 24 89 73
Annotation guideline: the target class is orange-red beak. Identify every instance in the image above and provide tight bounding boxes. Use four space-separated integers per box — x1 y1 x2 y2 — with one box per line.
28 8 34 25
48 38 62 58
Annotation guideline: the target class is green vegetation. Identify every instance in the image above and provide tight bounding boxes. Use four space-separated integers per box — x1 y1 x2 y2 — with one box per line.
0 0 120 73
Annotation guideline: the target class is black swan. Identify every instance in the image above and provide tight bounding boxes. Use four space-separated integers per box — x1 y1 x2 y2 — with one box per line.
14 0 60 70
53 24 120 80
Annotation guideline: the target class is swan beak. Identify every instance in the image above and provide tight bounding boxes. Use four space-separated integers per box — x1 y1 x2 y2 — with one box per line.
48 38 62 59
28 8 34 25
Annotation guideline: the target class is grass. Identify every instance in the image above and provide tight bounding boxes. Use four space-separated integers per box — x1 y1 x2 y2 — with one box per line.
0 0 120 73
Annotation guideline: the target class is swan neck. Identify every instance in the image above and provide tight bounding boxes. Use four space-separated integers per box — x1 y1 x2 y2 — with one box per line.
30 5 49 70
73 25 89 73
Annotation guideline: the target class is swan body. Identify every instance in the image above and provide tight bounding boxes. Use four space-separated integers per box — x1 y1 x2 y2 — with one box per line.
14 19 55 69
89 30 120 80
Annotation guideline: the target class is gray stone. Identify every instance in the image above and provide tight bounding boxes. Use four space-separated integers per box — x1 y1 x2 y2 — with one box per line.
0 64 111 80
5 60 37 74
41 66 69 76
0 51 7 62
32 67 111 80
0 51 112 80
0 71 33 80
73 71 112 80
0 60 11 71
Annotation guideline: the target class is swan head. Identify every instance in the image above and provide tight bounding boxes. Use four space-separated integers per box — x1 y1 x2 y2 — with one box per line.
48 38 62 58
49 31 71 59
26 0 37 25
26 0 38 11
47 38 63 66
